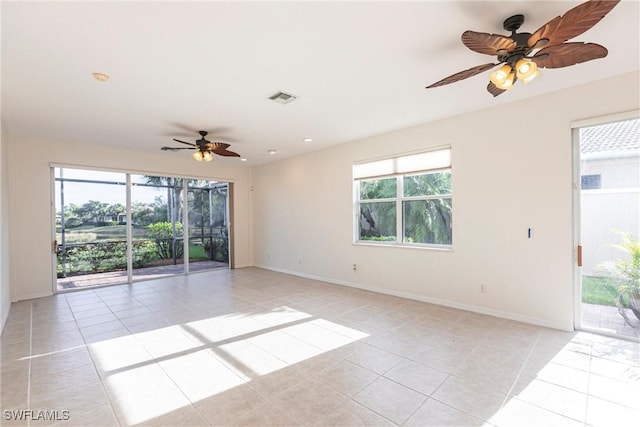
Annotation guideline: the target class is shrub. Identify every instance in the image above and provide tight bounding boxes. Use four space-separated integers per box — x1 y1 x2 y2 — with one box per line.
146 222 184 259
63 241 126 273
360 235 396 242
204 238 229 262
132 240 157 268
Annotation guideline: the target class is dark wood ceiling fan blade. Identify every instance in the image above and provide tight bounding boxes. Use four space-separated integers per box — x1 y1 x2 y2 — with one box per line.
461 31 516 55
426 63 497 88
212 149 241 157
172 138 197 147
169 122 199 134
161 146 194 151
206 142 231 150
486 82 506 97
528 0 620 48
532 42 608 68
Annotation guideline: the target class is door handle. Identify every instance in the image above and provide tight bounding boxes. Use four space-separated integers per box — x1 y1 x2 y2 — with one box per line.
53 240 59 253
577 245 583 267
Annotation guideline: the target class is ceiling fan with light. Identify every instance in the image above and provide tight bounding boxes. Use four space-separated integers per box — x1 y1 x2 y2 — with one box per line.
161 130 241 162
426 0 620 97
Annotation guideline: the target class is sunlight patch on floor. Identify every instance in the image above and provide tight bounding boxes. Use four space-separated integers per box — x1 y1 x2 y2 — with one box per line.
89 306 368 425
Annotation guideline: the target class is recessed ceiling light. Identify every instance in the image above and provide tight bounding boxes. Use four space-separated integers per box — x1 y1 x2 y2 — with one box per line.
92 72 110 82
267 149 277 155
240 158 247 162
303 138 313 142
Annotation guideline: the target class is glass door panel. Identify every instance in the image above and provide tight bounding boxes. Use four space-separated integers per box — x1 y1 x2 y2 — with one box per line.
55 168 127 291
130 174 184 281
187 180 229 272
578 118 639 338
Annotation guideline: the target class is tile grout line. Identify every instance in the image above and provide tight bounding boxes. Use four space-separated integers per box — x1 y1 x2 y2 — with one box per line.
582 341 594 427
498 333 594 425
496 331 542 419
132 324 214 427
412 331 495 425
64 291 124 426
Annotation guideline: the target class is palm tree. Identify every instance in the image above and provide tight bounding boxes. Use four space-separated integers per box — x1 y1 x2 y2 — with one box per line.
403 173 452 244
143 176 184 224
358 178 397 239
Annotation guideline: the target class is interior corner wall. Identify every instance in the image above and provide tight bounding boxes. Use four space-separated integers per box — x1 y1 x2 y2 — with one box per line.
0 118 11 332
251 71 640 331
6 137 252 302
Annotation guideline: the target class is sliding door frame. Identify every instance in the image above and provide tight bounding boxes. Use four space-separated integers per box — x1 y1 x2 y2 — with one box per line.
571 109 640 334
50 164 235 294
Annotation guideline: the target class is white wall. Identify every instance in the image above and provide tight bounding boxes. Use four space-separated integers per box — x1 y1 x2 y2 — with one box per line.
252 71 640 331
581 191 639 275
583 155 639 189
0 119 11 331
580 154 639 274
7 136 252 301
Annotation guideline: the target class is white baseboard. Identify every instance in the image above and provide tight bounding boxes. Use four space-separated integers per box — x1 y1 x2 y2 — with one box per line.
1 300 10 333
12 291 53 303
254 264 572 332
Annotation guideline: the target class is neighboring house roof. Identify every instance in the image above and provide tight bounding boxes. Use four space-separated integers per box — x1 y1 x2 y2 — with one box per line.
580 119 639 154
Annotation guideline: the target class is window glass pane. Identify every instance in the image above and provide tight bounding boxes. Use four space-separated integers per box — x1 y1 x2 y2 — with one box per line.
55 167 127 184
403 171 451 197
359 202 396 241
396 149 451 174
581 174 602 190
359 178 397 200
403 199 452 245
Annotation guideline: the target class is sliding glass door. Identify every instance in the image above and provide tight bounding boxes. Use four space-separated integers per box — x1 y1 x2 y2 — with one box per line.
54 167 230 292
187 180 230 272
55 168 128 290
574 117 639 339
130 174 185 281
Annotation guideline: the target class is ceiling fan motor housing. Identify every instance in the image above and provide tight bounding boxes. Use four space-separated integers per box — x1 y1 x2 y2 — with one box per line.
503 14 524 32
497 32 533 65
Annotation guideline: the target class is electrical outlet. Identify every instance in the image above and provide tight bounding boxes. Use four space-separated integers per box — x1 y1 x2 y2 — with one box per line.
480 284 487 293
297 258 302 265
352 264 357 271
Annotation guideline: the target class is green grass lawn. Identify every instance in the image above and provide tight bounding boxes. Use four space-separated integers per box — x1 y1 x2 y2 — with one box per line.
188 245 208 261
582 275 618 306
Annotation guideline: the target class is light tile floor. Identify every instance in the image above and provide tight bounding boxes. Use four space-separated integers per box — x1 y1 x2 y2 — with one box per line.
1 267 639 426
57 261 228 291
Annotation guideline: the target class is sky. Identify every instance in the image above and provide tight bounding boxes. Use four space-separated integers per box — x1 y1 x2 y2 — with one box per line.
55 168 169 210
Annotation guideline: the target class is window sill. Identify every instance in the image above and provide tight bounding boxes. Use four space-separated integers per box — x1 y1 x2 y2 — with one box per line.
353 241 453 252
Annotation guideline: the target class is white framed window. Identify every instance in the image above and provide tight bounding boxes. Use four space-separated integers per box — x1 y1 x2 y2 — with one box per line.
353 148 452 248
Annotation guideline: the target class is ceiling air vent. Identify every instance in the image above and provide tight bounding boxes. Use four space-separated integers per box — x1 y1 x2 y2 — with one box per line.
268 91 297 105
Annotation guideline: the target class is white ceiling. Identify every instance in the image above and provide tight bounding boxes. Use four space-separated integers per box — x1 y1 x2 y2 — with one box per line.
2 1 639 165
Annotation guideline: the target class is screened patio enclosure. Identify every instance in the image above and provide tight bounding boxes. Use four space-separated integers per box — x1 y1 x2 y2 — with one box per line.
54 167 231 291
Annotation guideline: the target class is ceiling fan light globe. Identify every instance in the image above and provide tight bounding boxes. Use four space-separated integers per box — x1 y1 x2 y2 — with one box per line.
522 69 541 85
515 58 538 80
495 72 515 90
203 151 214 162
192 151 204 161
489 64 512 86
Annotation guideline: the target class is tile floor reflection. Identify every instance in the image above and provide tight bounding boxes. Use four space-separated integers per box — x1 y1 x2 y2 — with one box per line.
1 267 639 426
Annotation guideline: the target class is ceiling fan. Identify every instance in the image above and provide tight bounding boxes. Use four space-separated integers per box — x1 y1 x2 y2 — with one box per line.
426 0 620 97
161 130 241 162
